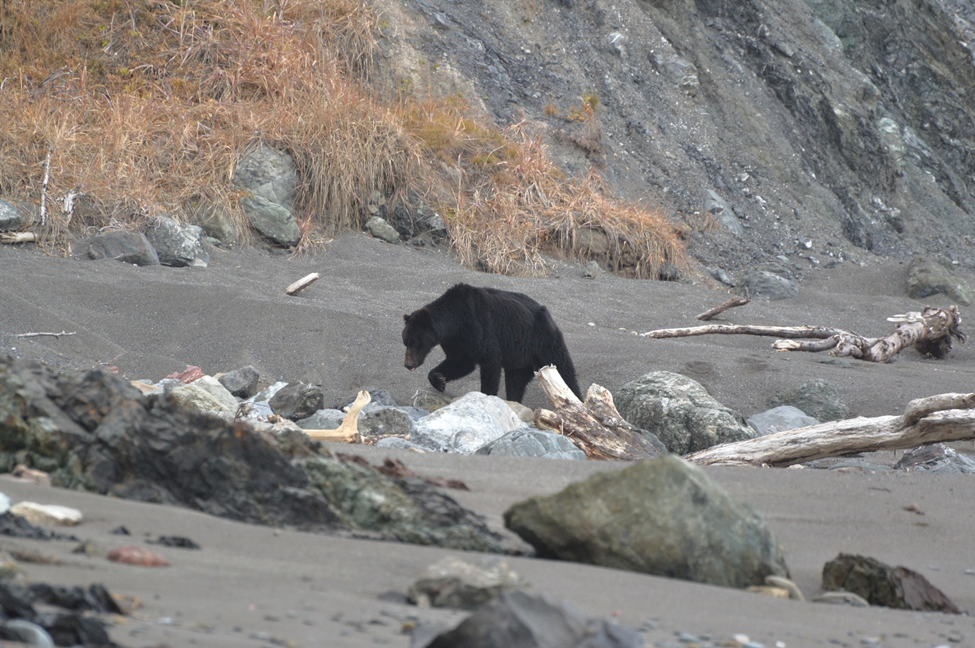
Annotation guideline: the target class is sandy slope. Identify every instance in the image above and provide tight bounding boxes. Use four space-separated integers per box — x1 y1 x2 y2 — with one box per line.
1 234 975 647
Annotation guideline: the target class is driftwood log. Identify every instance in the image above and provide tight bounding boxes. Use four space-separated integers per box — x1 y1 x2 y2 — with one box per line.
645 306 965 361
685 392 975 467
533 365 661 461
1 232 36 244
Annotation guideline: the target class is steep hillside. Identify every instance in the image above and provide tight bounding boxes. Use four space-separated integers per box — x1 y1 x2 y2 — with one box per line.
378 0 975 274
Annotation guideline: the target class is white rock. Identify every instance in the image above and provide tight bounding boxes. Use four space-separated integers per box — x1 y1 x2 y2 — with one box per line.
10 501 83 526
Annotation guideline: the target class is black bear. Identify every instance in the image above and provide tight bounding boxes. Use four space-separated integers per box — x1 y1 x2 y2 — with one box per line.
402 283 582 403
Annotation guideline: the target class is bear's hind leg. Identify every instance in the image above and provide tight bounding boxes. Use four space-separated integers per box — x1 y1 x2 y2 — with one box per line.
428 356 476 392
504 367 535 403
478 363 503 397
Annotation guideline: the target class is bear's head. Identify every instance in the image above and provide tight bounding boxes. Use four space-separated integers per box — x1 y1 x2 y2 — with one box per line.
402 308 439 370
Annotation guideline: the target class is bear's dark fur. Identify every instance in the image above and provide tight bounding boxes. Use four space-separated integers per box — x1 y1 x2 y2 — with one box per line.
402 283 582 403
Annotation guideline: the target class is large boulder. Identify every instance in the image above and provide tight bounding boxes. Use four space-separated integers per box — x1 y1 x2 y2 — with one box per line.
907 256 972 306
233 142 298 208
410 392 525 453
504 455 788 589
240 194 301 247
615 371 756 454
87 230 160 266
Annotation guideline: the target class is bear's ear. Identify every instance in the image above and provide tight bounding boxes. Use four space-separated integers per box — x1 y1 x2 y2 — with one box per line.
403 313 410 322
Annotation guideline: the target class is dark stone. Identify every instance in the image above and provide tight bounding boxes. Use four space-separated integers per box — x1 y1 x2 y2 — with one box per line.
26 583 123 614
422 590 643 648
269 382 325 421
217 365 261 399
0 511 78 541
822 553 960 613
148 535 201 549
87 231 161 266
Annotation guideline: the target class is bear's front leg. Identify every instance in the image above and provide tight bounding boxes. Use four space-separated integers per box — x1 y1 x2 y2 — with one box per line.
428 356 476 392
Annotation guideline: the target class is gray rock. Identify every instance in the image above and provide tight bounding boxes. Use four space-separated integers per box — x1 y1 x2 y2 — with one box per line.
301 456 508 552
365 216 402 243
145 215 209 267
168 381 236 414
735 268 799 301
0 200 25 232
407 556 525 609
375 437 427 451
504 455 788 589
705 189 742 237
296 409 347 430
616 371 757 454
747 406 820 436
822 553 960 613
768 379 850 422
411 389 453 413
907 256 972 306
191 203 238 246
232 142 298 208
411 392 525 453
359 406 416 441
188 375 238 412
87 231 160 266
241 195 301 247
217 365 260 399
269 382 325 421
893 443 975 473
475 427 587 460
414 590 643 648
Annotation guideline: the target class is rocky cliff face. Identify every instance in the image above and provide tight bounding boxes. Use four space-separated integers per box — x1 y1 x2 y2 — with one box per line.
378 0 975 274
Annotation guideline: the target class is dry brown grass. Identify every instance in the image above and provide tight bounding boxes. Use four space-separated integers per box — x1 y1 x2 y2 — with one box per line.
0 0 685 277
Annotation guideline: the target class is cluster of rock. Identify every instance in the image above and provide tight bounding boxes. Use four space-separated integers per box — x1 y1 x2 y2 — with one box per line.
0 357 511 554
0 138 450 269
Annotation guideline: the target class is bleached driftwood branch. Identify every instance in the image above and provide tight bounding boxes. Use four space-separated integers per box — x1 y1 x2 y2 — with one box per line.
285 272 320 296
685 392 975 467
696 296 750 321
534 365 661 461
644 306 965 362
15 331 76 339
1 232 36 244
304 390 371 443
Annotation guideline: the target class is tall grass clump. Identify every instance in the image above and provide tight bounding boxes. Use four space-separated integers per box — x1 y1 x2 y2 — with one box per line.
0 0 685 277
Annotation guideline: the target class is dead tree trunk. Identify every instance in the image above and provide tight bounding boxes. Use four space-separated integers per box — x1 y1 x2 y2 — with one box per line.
644 306 965 361
685 392 975 467
534 365 661 461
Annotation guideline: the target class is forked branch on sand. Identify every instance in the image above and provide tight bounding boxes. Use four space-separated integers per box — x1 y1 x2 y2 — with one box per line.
643 305 965 361
534 366 975 467
304 390 371 443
